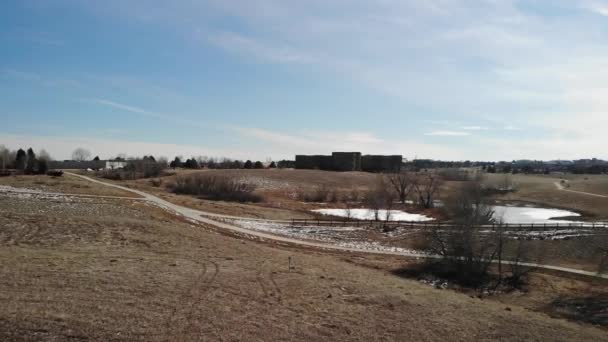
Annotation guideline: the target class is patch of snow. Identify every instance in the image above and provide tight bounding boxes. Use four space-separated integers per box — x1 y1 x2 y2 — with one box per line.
0 185 44 194
312 208 434 222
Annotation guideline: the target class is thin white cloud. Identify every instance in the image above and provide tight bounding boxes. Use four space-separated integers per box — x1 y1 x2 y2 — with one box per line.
461 126 488 131
424 131 471 136
83 98 210 129
0 133 245 161
2 68 80 88
85 98 153 116
503 125 522 131
230 126 464 160
585 1 608 16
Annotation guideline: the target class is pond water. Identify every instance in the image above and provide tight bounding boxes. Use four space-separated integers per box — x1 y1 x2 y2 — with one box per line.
491 205 581 224
312 205 585 224
312 208 434 222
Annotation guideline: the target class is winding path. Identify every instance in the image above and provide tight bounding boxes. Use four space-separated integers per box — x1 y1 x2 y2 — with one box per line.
554 181 608 198
65 172 608 279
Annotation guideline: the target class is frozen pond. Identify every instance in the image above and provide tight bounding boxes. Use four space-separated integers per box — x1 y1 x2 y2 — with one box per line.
312 208 434 222
492 205 581 224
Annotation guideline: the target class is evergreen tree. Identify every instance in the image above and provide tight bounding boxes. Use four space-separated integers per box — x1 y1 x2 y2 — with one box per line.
254 161 264 169
25 148 37 174
244 160 253 169
170 157 182 168
15 149 26 170
37 159 48 174
268 161 277 168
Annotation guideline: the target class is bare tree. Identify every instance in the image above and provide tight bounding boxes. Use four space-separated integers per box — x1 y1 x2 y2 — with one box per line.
72 147 91 162
419 179 501 287
38 149 52 162
388 172 412 204
598 248 608 275
0 145 9 169
365 175 394 221
413 172 442 209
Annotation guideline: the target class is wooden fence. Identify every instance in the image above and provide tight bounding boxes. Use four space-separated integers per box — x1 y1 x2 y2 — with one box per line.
289 218 608 231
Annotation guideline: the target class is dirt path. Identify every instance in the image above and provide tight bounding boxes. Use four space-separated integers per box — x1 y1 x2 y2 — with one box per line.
554 181 608 198
65 172 607 279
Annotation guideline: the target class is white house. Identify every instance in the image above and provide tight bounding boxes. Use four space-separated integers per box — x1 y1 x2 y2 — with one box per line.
105 160 128 170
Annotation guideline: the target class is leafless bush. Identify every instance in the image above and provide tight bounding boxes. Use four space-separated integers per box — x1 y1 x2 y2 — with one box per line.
327 189 340 203
46 170 64 177
412 172 443 208
504 238 535 289
418 180 507 288
348 188 361 202
439 168 470 181
365 175 395 221
298 186 330 202
387 172 412 204
169 174 261 202
149 178 163 187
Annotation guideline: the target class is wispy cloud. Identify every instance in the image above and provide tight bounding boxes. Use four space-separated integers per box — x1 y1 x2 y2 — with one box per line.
461 126 488 131
83 98 210 129
585 1 608 16
424 131 471 137
230 126 464 159
85 98 154 116
2 68 79 88
503 125 523 131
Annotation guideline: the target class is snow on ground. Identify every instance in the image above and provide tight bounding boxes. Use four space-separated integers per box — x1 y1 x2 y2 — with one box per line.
312 208 434 222
492 205 581 224
224 218 426 253
0 185 44 194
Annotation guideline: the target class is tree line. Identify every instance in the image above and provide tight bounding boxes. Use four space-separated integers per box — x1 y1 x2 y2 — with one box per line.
168 156 293 170
0 145 52 174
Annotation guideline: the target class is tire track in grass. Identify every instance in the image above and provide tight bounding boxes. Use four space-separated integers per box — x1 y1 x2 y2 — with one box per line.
180 260 220 339
164 259 220 341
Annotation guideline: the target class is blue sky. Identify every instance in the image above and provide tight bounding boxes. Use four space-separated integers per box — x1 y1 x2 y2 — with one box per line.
2 0 608 161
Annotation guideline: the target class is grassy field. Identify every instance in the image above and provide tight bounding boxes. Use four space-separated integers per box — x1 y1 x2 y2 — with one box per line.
112 169 454 220
1 178 607 340
0 174 141 198
485 173 608 219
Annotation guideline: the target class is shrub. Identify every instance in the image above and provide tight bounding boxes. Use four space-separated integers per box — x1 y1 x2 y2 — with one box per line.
47 170 64 177
149 178 163 187
298 186 331 202
169 174 261 203
37 159 49 175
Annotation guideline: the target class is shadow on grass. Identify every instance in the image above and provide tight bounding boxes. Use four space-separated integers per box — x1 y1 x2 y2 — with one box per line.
549 294 608 326
392 261 496 290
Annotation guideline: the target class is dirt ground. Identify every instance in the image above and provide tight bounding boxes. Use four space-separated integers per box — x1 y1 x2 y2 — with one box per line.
0 182 607 341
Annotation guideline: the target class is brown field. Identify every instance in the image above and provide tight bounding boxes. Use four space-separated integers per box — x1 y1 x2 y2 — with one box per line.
0 174 141 198
484 173 608 219
559 173 608 195
1 180 607 341
108 169 456 220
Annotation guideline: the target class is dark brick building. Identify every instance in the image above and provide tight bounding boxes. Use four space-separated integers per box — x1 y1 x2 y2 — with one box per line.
295 152 402 172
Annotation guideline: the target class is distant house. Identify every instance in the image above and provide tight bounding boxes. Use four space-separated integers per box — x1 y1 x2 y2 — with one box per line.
48 159 128 170
105 160 128 170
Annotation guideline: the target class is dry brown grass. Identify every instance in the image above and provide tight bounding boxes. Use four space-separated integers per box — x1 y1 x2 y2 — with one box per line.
485 173 608 219
0 187 607 341
0 174 140 198
112 169 458 220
